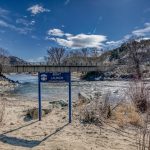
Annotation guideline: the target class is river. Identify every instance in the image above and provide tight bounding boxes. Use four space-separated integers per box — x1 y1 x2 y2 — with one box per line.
5 74 132 102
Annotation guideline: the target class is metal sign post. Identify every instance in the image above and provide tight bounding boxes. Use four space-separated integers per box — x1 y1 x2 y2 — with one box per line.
38 72 72 123
38 72 42 121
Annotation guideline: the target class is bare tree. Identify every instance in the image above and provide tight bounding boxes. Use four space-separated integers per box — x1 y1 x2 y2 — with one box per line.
81 48 89 64
0 48 9 74
0 48 9 64
125 39 146 79
46 47 66 65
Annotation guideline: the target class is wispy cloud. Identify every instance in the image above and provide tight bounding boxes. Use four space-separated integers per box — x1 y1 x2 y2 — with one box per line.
64 0 70 5
16 18 35 26
27 4 50 15
0 7 11 21
0 19 32 34
46 28 107 49
92 16 103 34
132 23 150 37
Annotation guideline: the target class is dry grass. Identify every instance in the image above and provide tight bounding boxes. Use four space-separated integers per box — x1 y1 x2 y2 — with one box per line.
128 81 150 113
0 95 6 125
114 104 144 128
79 93 111 125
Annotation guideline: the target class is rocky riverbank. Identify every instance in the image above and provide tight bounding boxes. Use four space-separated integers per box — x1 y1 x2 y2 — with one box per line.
0 74 19 93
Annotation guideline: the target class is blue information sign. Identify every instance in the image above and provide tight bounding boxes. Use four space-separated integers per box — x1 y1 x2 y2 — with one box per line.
39 72 70 82
38 72 72 123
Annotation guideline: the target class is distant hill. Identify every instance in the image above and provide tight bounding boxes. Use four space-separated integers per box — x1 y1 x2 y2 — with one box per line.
99 39 150 65
0 55 26 65
83 39 150 80
8 56 26 65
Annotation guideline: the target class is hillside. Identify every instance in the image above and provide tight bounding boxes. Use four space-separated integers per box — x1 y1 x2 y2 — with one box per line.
99 39 150 65
0 55 26 65
83 39 150 80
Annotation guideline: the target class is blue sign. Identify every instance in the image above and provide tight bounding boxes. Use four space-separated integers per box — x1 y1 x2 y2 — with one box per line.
39 72 70 82
38 72 72 123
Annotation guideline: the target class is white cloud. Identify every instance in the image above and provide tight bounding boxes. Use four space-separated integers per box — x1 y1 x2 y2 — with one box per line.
48 28 73 37
67 34 106 48
54 38 73 47
105 23 150 49
132 23 150 37
0 19 31 34
46 28 107 48
105 40 123 49
48 29 64 37
27 4 50 15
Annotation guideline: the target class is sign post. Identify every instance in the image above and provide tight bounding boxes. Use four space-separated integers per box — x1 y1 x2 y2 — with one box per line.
68 74 72 123
38 72 42 121
38 72 72 123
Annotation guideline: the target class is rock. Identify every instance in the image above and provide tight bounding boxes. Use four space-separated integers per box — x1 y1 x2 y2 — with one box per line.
49 100 68 108
31 109 45 120
26 107 51 120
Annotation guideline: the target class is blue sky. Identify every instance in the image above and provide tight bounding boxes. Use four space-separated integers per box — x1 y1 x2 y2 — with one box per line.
0 0 150 61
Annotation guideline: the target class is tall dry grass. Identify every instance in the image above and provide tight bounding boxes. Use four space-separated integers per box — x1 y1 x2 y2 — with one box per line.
0 95 6 125
114 104 144 128
127 81 150 150
128 81 150 113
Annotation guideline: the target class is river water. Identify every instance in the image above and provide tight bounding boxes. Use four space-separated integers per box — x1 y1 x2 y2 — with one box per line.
5 74 132 102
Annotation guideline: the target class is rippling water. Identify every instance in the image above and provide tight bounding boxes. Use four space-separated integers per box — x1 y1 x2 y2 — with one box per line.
6 74 81 101
5 74 132 102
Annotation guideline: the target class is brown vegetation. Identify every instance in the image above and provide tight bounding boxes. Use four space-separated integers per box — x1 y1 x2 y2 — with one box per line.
128 81 150 113
0 95 6 125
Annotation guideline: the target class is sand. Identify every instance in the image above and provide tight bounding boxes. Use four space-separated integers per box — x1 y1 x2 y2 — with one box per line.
0 97 138 150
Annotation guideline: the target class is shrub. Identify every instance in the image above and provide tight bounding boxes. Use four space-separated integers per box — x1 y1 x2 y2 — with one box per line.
79 93 111 125
128 81 150 113
114 104 144 127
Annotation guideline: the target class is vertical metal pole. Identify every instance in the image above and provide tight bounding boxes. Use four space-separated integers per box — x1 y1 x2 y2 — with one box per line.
38 72 42 121
69 72 72 123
